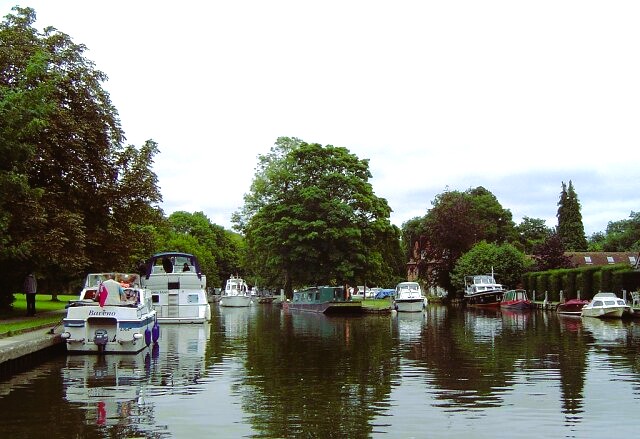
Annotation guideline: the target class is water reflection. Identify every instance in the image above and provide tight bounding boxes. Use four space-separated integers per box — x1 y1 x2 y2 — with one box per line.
2 305 640 438
60 323 210 437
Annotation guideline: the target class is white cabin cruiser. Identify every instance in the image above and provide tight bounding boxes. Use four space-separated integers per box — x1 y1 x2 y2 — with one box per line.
62 273 159 354
581 292 630 319
141 252 212 323
393 281 427 312
220 276 253 307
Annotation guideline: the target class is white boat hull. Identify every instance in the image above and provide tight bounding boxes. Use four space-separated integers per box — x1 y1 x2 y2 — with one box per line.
220 295 253 307
395 298 426 312
63 306 158 354
581 306 626 319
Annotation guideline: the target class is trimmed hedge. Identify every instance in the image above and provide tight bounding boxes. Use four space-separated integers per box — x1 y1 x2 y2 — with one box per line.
525 264 640 301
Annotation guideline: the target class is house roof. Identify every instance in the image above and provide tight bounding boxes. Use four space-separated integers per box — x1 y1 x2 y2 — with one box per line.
565 252 639 268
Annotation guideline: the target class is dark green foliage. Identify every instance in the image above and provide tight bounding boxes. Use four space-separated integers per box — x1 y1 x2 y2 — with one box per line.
417 187 516 293
515 216 552 254
535 273 550 299
561 270 577 299
620 271 640 293
532 232 573 271
159 211 245 288
575 266 599 299
599 212 640 252
556 181 588 251
530 264 639 301
549 271 562 302
235 137 401 295
0 8 163 305
451 241 532 293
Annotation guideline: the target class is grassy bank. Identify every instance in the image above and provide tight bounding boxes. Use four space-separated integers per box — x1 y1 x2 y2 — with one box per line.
0 294 75 337
362 298 393 309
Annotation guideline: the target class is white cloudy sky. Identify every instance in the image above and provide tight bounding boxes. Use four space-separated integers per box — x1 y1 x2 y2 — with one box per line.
3 1 639 235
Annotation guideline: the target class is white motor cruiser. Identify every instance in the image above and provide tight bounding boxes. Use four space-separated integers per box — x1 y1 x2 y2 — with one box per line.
220 275 253 307
62 273 159 354
581 292 630 319
393 281 427 312
141 252 212 323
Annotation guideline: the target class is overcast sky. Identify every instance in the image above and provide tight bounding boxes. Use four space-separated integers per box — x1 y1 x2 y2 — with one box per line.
3 1 639 235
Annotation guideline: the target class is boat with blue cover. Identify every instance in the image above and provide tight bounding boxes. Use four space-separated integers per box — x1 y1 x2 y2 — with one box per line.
141 252 212 323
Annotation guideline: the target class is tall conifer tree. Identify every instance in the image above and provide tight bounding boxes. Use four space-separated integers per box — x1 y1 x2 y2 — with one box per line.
556 181 588 251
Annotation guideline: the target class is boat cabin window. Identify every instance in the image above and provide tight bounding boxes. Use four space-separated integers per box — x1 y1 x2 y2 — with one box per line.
604 300 616 306
617 300 625 306
593 301 603 307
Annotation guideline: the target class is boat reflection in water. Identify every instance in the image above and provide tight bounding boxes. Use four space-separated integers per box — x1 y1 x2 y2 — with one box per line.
581 317 629 345
394 310 426 343
63 349 158 428
62 323 210 431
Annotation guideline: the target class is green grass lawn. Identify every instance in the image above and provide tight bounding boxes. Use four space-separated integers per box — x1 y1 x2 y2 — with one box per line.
362 297 393 309
0 294 76 336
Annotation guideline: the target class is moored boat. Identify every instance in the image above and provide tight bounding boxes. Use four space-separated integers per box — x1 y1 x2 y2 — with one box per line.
285 286 362 314
581 292 629 319
62 273 159 354
220 276 253 307
500 289 532 310
556 298 589 316
141 252 212 323
464 273 505 307
393 281 427 312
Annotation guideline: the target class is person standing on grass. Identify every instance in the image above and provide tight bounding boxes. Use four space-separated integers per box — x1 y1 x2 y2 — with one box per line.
24 273 37 316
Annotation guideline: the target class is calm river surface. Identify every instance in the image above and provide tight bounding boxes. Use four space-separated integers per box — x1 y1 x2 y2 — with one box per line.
1 304 640 438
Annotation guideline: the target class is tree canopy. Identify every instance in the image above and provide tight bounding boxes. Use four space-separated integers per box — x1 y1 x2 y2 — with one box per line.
556 180 587 251
451 241 533 292
417 186 516 293
159 211 245 288
515 216 552 254
0 7 162 303
234 137 402 295
588 211 640 252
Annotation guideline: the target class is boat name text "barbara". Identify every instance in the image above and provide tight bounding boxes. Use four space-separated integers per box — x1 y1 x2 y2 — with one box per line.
88 310 116 317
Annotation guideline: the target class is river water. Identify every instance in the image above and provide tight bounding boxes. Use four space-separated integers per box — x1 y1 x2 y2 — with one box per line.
1 304 639 438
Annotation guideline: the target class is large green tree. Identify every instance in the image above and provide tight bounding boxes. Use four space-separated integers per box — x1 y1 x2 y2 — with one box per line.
515 216 552 254
451 241 533 292
234 137 401 295
419 187 516 293
595 212 640 252
556 180 587 251
0 7 162 302
162 211 245 288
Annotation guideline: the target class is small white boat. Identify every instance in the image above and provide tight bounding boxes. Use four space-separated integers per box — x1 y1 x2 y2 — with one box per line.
220 276 253 307
393 281 427 312
62 273 159 354
141 252 212 323
581 292 630 319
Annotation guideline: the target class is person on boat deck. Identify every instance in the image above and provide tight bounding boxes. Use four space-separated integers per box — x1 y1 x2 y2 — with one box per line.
162 257 173 273
182 263 190 272
23 273 37 316
102 277 125 305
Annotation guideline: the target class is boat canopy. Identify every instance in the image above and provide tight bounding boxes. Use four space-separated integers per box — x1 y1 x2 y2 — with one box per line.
143 252 202 279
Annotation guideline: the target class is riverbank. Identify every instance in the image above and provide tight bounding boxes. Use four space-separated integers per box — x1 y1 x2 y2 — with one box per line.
0 315 65 375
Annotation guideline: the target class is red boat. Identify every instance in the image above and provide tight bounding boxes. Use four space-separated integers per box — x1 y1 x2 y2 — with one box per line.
556 298 589 316
500 289 532 310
